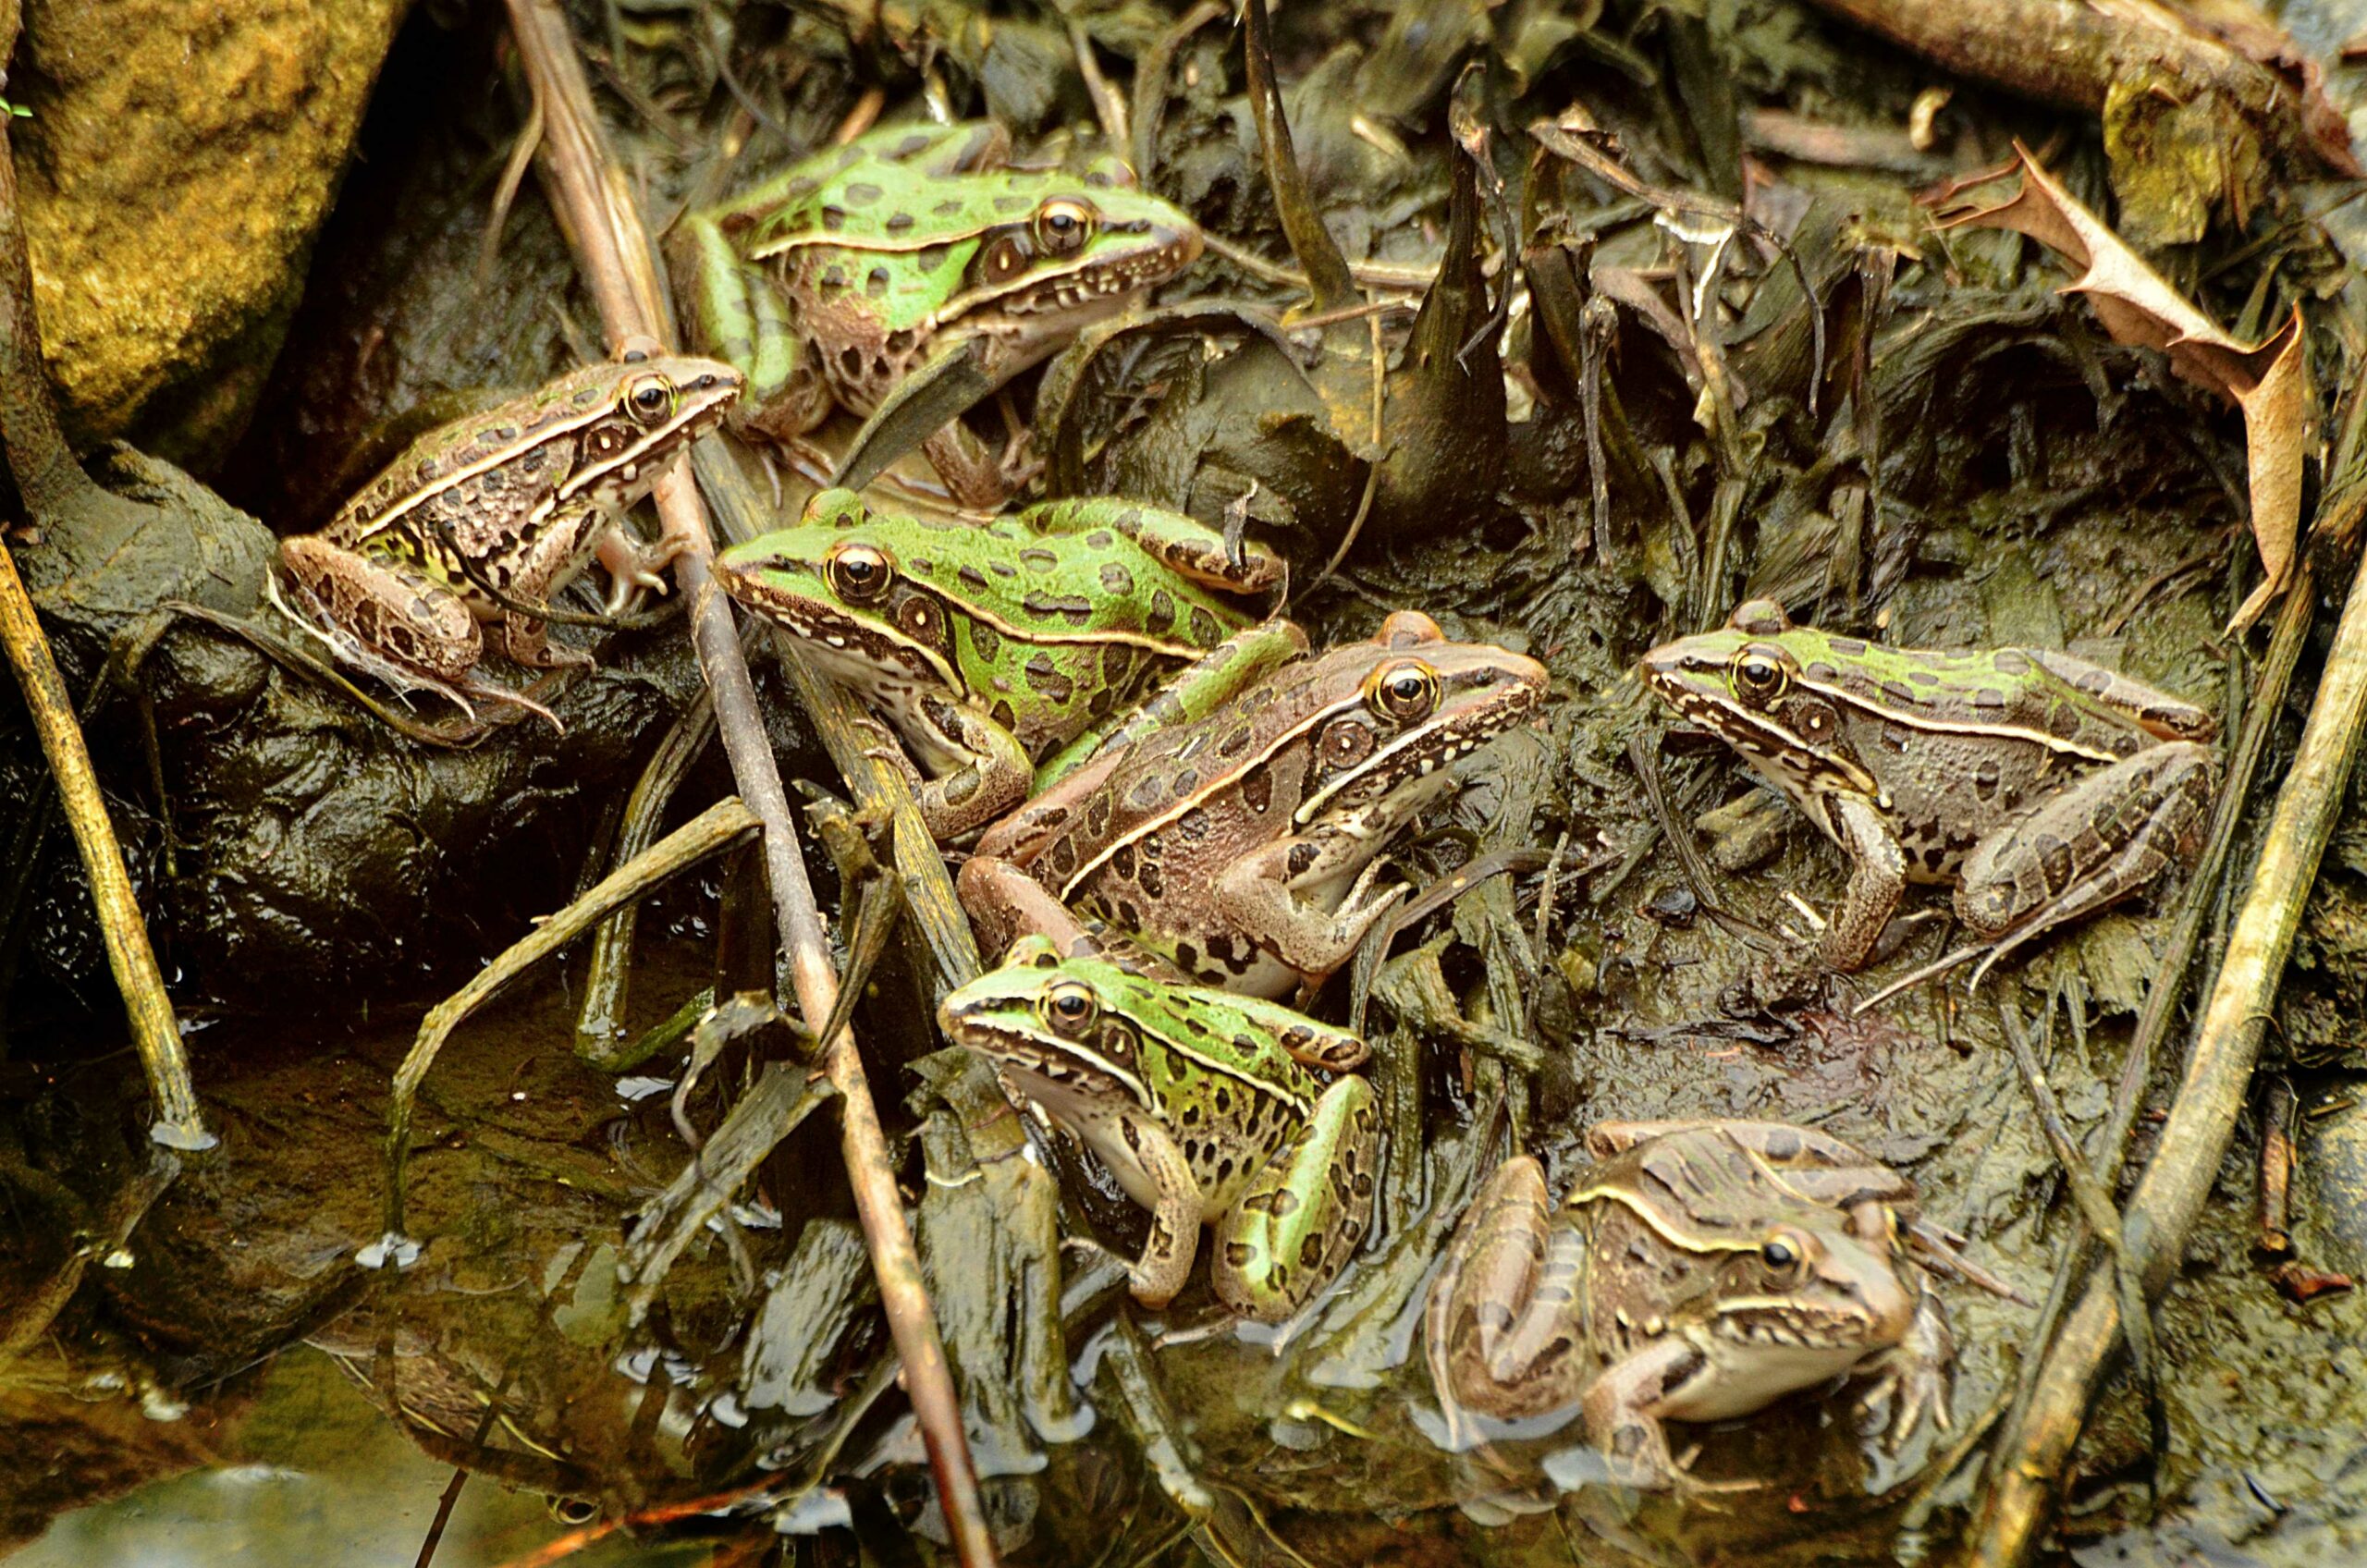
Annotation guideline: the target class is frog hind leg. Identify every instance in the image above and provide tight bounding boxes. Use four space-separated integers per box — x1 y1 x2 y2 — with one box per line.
1019 497 1287 596
1425 1155 1592 1424
278 535 482 683
1037 620 1306 786
1211 1075 1380 1323
1954 741 2215 978
679 214 824 439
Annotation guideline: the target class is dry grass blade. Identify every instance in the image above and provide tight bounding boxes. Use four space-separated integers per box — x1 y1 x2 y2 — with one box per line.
496 4 998 1561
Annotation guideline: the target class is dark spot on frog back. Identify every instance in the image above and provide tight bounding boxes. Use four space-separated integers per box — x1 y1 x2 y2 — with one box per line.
840 181 884 206
1024 653 1074 703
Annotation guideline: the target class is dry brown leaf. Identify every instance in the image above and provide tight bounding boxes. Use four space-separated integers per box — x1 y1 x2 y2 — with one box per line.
1935 145 2309 632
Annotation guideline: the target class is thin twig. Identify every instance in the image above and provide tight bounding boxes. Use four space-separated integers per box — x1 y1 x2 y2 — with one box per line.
496 6 997 1562
0 526 211 1147
1971 549 2367 1565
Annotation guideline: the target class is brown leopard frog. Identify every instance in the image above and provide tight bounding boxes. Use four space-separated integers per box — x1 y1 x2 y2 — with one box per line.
1425 1120 1957 1489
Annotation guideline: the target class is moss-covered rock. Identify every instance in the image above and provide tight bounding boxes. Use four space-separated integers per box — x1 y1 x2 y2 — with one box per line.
12 0 409 461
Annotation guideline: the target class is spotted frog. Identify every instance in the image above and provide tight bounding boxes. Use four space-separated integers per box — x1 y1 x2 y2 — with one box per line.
682 121 1201 508
1639 599 2217 974
938 935 1379 1322
278 350 741 689
715 488 1299 839
1425 1120 1955 1488
960 611 1548 998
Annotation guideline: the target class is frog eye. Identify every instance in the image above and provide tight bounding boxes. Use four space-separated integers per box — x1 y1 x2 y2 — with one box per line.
1759 1229 1810 1282
1730 646 1789 704
826 542 895 603
1038 979 1099 1037
1033 198 1098 256
1365 659 1440 723
624 374 674 424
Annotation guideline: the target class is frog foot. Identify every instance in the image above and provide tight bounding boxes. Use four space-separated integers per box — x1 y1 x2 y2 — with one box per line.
994 420 1043 494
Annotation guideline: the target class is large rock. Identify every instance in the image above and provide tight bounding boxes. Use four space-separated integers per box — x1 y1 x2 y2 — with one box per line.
11 0 409 460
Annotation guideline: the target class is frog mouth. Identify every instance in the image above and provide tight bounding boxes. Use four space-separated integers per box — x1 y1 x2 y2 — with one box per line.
951 1023 1145 1110
954 225 1204 325
1639 655 1882 799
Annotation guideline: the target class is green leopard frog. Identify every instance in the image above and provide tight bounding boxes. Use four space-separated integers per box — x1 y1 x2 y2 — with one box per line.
938 935 1380 1322
1640 598 2218 974
960 610 1549 998
278 349 741 690
683 121 1201 508
715 488 1298 840
1425 1120 1954 1488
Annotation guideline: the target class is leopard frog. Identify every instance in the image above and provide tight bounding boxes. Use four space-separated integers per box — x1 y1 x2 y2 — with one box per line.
683 120 1201 508
1425 1120 1954 1488
1640 599 2218 973
960 611 1548 998
278 351 742 687
938 935 1380 1322
715 488 1299 839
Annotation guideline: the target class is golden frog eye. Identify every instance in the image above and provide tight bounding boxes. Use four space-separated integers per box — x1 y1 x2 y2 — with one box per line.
624 374 674 425
1033 198 1098 256
1759 1229 1811 1284
1038 979 1099 1037
826 541 895 604
1365 659 1440 723
1730 645 1789 704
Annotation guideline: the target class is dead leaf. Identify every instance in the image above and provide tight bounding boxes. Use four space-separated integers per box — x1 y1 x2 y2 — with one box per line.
1935 145 2310 632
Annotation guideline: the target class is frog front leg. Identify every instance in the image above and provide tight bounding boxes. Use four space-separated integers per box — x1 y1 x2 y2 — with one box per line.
1101 1111 1208 1311
1855 1270 1955 1454
1425 1155 1591 1422
920 421 1028 511
1816 791 1909 970
277 535 483 682
680 215 830 442
590 508 681 617
1213 825 1408 986
1580 1336 1715 1490
1211 1075 1380 1322
487 506 605 670
883 692 1037 840
1954 741 2215 974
